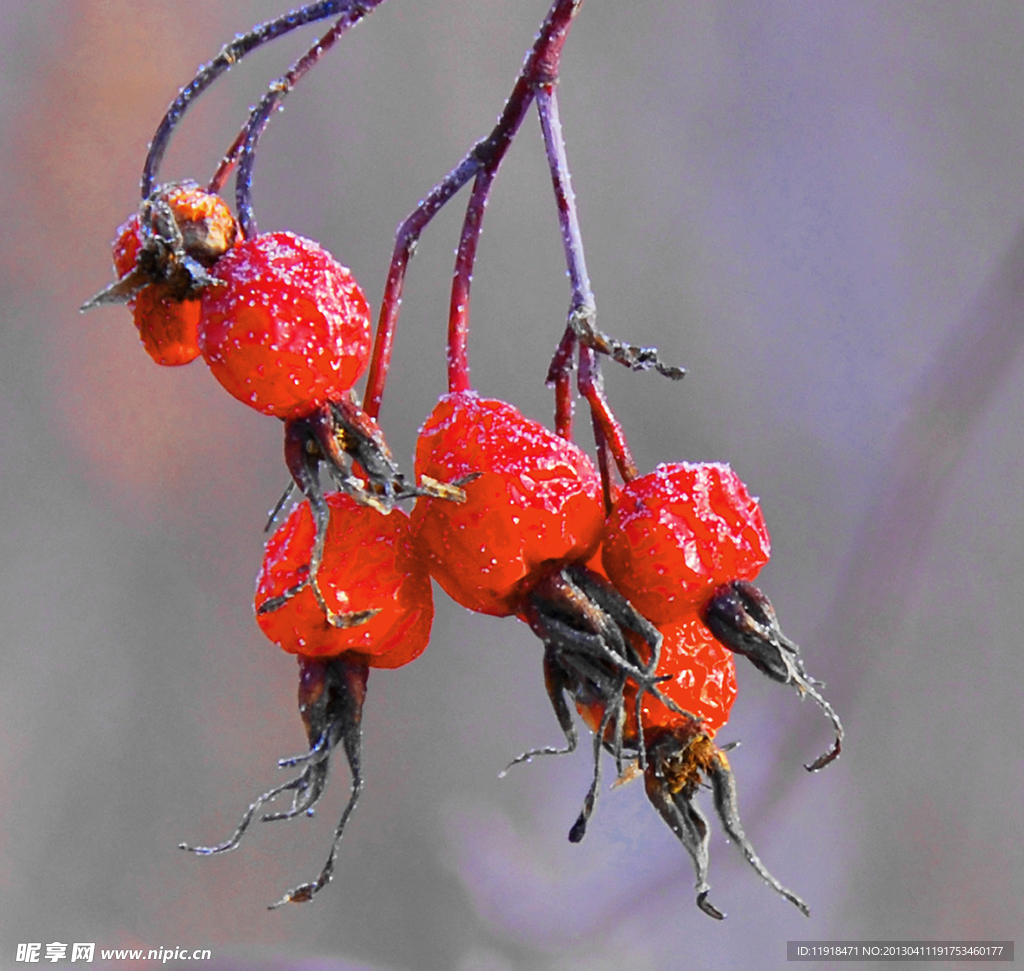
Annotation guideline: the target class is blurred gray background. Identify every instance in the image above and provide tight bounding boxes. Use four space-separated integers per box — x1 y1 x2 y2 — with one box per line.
1 2 1022 969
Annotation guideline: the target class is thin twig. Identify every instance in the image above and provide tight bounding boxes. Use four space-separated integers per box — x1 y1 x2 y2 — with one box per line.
142 0 358 197
364 0 585 417
232 5 380 237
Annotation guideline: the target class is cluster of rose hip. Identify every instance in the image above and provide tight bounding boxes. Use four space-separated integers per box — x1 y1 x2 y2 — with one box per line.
84 0 842 918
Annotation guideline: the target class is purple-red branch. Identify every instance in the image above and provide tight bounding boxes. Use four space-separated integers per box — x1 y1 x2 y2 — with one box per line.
364 0 585 418
208 7 378 200
535 63 637 494
536 86 593 321
142 0 365 199
447 169 495 393
364 155 480 418
549 326 577 438
226 5 381 237
579 347 637 483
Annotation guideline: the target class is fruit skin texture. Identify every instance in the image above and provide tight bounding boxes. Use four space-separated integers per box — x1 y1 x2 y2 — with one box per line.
255 494 433 669
602 462 770 624
199 232 371 420
638 616 737 736
113 213 202 366
575 615 738 742
412 392 605 617
111 185 240 366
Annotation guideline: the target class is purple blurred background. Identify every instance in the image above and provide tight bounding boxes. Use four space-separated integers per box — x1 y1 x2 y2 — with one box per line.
1 2 1022 969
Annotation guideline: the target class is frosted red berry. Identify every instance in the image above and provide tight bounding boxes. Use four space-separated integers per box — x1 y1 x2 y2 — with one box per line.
255 493 433 668
117 274 202 366
110 184 239 366
412 391 605 617
112 215 143 279
602 462 770 624
638 616 737 736
573 614 737 742
199 232 371 420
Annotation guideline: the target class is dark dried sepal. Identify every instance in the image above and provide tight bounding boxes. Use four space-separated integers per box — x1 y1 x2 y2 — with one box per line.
566 307 686 381
79 267 152 312
645 729 810 919
266 657 367 908
508 565 697 844
256 575 381 629
644 737 720 918
702 580 843 771
180 657 367 911
705 745 810 916
288 395 471 516
283 396 468 626
81 181 232 314
499 647 580 778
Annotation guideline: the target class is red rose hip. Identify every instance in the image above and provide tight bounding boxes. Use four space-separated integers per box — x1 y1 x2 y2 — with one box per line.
602 462 770 624
199 232 371 419
108 183 240 366
572 614 737 743
255 493 433 668
637 615 737 737
412 392 605 616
